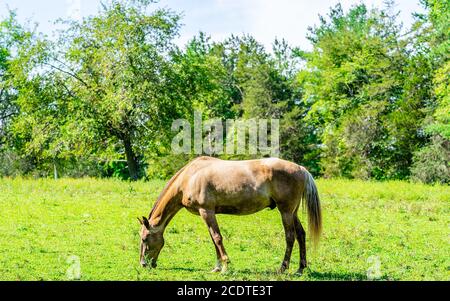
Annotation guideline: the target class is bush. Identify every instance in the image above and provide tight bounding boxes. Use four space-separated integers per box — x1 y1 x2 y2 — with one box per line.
145 154 193 179
0 150 108 179
410 135 449 184
0 150 34 177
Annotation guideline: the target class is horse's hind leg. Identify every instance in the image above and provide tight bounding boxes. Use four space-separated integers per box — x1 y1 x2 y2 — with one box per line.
294 214 307 275
279 211 295 273
199 208 230 273
209 233 222 273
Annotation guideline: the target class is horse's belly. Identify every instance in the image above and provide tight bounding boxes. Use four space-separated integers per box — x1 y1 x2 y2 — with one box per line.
184 198 270 215
214 195 272 215
215 205 268 215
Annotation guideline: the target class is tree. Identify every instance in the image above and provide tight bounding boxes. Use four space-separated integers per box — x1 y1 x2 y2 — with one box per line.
174 32 236 120
301 3 416 179
0 11 45 176
409 0 449 183
0 11 27 148
10 0 186 180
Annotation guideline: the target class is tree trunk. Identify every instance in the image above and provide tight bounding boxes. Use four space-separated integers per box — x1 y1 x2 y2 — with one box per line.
53 161 58 180
123 135 139 181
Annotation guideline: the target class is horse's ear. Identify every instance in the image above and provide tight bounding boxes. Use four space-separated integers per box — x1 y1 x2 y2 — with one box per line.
142 216 150 229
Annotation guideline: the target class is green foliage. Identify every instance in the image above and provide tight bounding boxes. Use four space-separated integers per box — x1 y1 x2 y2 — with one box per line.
7 1 186 180
0 11 30 147
408 0 450 183
0 150 33 177
0 178 447 280
0 1 448 183
175 32 236 120
145 153 193 179
303 3 415 179
411 135 450 184
425 58 450 140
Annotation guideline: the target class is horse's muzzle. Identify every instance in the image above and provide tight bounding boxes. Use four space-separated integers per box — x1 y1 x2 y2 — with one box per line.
140 258 157 268
140 259 147 268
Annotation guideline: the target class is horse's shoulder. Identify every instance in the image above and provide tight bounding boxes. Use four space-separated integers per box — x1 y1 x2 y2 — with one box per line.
180 161 212 187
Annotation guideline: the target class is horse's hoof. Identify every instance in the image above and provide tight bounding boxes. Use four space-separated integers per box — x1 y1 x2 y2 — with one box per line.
220 266 228 274
278 263 288 274
211 267 221 273
294 269 304 276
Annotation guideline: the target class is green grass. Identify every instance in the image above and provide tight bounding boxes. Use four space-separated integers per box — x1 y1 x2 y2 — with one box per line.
0 177 448 281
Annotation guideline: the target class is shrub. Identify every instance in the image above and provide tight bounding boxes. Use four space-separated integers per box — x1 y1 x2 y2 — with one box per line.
410 135 449 184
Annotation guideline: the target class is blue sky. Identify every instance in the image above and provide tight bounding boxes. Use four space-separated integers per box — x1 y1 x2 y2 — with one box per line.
0 0 424 50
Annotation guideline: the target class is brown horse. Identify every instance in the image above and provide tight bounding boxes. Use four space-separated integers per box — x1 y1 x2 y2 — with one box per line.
138 156 322 274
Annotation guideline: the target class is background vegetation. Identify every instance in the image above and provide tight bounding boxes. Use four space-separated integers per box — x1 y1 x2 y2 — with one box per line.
0 0 448 183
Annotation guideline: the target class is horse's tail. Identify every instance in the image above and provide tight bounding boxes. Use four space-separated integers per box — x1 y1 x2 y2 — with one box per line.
301 169 322 248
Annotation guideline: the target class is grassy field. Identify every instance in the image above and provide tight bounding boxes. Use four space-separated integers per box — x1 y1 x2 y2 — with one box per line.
0 177 448 281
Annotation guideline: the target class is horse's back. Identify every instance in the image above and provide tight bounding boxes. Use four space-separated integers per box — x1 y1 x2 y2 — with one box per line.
179 157 306 214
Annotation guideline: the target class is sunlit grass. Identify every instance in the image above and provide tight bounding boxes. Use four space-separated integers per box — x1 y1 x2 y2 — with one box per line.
0 177 448 280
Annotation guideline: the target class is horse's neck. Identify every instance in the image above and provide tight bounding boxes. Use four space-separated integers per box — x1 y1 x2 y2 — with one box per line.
149 185 182 231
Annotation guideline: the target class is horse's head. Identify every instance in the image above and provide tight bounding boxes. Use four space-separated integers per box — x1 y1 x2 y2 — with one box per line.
138 216 164 268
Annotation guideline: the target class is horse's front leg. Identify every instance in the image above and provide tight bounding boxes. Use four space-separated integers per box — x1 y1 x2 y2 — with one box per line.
199 208 230 273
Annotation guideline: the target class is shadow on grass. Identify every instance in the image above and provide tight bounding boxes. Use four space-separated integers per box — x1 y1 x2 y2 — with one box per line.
217 268 382 281
306 271 368 280
158 266 202 273
148 265 390 281
306 271 393 281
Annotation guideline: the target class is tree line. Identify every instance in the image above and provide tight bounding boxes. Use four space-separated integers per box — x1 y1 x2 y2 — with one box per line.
0 0 448 183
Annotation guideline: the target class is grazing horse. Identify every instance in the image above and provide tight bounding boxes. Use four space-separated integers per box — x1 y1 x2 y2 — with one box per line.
138 156 322 274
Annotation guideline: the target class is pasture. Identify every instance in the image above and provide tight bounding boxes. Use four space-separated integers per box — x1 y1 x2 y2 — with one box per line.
0 178 448 281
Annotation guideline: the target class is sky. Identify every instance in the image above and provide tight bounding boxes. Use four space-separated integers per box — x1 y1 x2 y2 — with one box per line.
0 0 424 50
